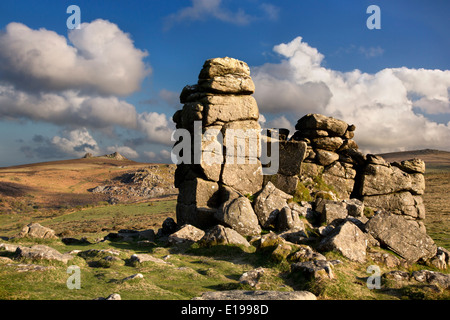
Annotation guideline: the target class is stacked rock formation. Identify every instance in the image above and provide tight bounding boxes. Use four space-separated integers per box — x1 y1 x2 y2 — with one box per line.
290 113 359 200
167 57 449 271
263 113 427 230
172 57 263 232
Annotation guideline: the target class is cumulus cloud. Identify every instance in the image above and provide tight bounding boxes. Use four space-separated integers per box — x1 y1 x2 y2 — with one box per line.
144 149 171 163
0 20 173 156
252 36 450 153
164 0 279 30
358 46 384 58
0 20 149 96
20 128 100 159
137 112 175 146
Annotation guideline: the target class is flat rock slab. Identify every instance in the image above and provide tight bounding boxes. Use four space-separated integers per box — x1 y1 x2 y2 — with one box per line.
15 245 73 263
366 212 436 263
193 290 316 300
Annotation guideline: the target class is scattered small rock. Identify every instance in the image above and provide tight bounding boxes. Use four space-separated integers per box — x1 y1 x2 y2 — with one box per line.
239 267 266 288
122 273 144 282
193 290 316 300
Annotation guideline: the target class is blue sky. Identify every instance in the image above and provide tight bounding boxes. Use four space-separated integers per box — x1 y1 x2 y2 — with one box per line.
0 0 449 166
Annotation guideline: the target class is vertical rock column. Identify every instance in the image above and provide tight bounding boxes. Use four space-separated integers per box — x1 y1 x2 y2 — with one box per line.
173 57 263 229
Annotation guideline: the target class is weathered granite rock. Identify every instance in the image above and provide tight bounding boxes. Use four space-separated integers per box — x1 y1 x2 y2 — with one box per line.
199 57 251 79
392 158 426 174
17 223 57 240
315 149 339 166
15 245 73 263
412 270 450 289
295 114 348 137
263 173 299 195
198 74 255 94
200 225 250 247
221 161 263 195
315 198 349 224
174 57 263 230
168 224 205 245
239 267 266 288
365 212 437 263
277 140 307 176
361 164 425 196
216 196 261 236
318 221 367 263
253 182 293 228
362 192 423 219
276 206 304 232
193 290 316 300
130 254 167 265
290 245 327 262
201 95 259 126
291 260 341 280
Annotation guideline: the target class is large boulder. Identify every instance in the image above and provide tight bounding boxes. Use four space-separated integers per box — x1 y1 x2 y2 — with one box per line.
276 206 304 232
199 57 251 79
392 158 426 174
17 223 57 240
318 220 367 263
360 164 425 196
168 224 205 245
295 114 348 137
315 199 349 224
200 225 250 247
15 245 73 263
363 192 425 219
253 182 293 228
365 211 437 263
216 196 261 236
277 140 307 176
221 162 263 195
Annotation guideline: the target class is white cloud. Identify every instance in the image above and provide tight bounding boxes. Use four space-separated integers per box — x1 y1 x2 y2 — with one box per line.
144 149 171 163
358 46 384 58
0 87 137 129
164 0 279 30
0 21 175 152
0 20 150 96
252 36 450 153
51 128 100 157
137 112 175 146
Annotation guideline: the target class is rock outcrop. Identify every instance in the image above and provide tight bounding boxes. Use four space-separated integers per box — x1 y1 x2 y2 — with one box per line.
170 56 440 275
173 57 263 231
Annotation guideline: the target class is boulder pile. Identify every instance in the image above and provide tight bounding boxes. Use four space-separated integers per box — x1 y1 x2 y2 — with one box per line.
171 56 443 270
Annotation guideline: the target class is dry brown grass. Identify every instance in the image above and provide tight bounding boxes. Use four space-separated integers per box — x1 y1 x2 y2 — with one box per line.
423 172 450 249
0 158 154 212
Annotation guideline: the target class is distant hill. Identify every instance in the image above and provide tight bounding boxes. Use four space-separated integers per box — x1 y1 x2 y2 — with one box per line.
0 154 163 212
377 149 450 172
